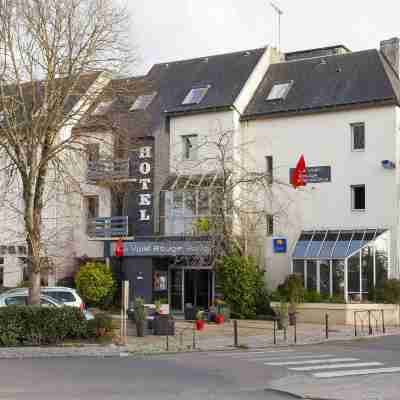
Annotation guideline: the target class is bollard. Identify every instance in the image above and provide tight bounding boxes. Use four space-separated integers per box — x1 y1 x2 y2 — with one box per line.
354 312 357 337
381 309 386 334
284 327 287 342
233 320 238 347
325 313 329 339
193 322 196 349
273 319 277 345
294 318 297 344
368 310 372 336
166 332 169 351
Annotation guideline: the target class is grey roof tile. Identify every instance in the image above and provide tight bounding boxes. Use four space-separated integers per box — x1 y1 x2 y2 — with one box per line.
242 49 400 120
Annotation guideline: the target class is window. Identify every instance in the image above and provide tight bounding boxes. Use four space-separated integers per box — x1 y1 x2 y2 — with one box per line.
351 123 365 151
266 214 274 236
130 92 157 111
7 246 15 254
86 143 100 162
0 246 6 255
266 81 293 101
44 291 75 303
351 185 366 211
182 135 198 161
92 100 113 115
17 246 26 255
85 196 99 220
5 296 27 306
182 86 210 105
0 111 7 128
266 155 273 184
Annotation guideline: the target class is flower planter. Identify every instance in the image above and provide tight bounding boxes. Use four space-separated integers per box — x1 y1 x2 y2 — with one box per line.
215 314 224 324
196 319 205 331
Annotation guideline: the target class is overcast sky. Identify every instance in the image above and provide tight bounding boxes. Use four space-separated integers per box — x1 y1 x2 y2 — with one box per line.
128 0 400 75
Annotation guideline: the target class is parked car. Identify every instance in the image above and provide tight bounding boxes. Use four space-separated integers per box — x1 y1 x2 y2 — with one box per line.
0 292 94 320
5 287 85 310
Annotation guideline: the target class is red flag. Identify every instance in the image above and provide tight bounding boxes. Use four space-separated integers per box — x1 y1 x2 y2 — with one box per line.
115 239 124 257
292 155 307 189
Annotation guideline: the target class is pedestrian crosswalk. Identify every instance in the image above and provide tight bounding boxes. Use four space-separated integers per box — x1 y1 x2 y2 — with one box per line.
198 349 400 379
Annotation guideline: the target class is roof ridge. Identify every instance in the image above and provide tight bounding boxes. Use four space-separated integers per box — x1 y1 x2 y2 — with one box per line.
152 46 267 67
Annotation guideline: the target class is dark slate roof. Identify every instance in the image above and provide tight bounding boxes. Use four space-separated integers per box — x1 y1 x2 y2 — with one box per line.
76 47 267 139
148 47 266 114
242 49 400 120
75 74 162 140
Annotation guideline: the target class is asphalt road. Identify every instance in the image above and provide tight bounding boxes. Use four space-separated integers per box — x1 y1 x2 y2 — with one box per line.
1 336 400 400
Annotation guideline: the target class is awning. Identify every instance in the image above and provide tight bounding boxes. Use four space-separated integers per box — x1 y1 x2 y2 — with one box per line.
292 229 387 260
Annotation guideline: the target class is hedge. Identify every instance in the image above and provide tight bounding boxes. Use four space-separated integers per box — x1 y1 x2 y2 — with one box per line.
0 306 93 346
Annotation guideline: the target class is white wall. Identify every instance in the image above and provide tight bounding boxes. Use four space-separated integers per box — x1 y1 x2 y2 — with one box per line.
242 105 399 288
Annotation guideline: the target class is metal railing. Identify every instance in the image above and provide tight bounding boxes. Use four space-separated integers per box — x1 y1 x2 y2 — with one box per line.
354 309 386 337
87 216 129 238
87 159 130 183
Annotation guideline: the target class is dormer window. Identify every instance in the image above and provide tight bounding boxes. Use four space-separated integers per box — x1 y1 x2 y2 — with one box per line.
266 81 293 101
130 92 157 111
182 86 210 105
92 100 113 115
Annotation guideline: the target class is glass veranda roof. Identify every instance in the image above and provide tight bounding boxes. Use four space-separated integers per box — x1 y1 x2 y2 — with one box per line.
292 229 387 259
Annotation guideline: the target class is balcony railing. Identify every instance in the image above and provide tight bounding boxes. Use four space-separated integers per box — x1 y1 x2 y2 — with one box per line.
87 216 130 238
87 159 130 183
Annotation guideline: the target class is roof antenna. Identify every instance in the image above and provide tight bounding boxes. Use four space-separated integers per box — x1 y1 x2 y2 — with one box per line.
270 1 283 51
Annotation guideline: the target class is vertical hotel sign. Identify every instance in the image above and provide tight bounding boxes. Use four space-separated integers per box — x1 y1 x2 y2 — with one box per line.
137 144 152 223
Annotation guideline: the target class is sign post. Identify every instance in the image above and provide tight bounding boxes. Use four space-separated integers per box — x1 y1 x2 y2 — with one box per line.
120 280 129 345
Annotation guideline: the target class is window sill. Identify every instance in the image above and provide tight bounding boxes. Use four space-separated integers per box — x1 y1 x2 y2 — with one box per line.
351 149 365 152
351 209 366 213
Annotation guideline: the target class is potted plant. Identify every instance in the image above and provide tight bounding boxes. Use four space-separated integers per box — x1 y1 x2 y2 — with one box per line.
277 301 288 330
134 297 147 337
215 299 226 324
195 309 206 331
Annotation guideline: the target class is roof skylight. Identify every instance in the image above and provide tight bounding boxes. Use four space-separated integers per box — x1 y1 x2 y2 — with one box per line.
266 81 293 101
130 92 157 111
182 86 210 105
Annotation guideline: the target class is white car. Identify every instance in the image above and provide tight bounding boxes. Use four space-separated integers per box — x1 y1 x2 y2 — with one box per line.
0 292 94 320
5 287 85 310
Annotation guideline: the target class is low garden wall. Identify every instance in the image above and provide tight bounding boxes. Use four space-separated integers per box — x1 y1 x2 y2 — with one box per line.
271 302 400 326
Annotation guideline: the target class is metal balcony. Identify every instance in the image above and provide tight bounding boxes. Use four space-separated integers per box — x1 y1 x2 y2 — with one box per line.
87 159 130 183
87 216 130 238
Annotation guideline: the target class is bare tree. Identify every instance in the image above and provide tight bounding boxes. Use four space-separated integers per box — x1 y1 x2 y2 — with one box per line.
167 126 291 272
0 0 135 304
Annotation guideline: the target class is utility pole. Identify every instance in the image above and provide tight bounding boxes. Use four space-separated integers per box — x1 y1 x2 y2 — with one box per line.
270 2 283 51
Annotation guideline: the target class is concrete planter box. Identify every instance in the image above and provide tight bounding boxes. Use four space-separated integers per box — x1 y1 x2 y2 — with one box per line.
271 302 400 326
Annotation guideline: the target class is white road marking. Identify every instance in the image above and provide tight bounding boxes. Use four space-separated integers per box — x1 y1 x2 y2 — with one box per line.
211 350 294 357
265 358 359 366
289 362 383 371
314 367 400 378
249 354 335 362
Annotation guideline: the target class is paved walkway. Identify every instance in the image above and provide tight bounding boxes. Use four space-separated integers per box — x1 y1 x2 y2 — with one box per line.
124 319 400 354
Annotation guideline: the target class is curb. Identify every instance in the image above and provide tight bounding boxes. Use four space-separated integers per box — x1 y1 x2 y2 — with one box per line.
266 387 340 400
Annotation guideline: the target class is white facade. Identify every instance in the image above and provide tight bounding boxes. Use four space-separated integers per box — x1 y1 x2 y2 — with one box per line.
242 105 400 289
0 74 112 287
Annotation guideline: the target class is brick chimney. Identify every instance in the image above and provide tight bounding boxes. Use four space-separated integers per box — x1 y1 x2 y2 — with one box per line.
380 37 400 75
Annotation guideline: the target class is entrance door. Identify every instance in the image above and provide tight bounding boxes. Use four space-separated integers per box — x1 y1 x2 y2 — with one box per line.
170 269 184 311
184 270 212 309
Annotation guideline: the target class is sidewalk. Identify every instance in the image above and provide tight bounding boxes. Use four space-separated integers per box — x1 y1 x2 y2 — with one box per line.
124 319 400 354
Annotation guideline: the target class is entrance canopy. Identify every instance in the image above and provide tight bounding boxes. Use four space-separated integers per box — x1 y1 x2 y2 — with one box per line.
292 229 386 260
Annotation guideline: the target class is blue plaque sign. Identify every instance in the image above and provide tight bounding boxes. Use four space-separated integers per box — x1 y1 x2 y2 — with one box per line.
273 237 287 253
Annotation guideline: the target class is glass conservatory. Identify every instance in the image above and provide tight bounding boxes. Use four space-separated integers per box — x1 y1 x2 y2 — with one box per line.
292 229 389 302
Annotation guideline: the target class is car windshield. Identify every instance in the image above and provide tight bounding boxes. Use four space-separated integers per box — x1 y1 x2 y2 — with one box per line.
44 291 75 302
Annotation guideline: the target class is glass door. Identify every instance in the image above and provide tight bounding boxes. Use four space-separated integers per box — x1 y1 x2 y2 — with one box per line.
169 269 184 311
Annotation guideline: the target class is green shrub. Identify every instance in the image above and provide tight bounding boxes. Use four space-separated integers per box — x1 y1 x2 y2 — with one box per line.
381 279 400 304
94 313 114 332
254 286 275 317
75 262 116 307
216 255 266 319
0 306 91 346
304 290 323 303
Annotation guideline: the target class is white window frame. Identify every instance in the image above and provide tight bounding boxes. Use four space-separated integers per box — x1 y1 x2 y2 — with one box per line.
351 184 366 212
266 80 293 101
351 122 365 152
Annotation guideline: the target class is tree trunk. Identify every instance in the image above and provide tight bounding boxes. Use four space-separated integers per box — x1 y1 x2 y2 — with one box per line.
28 268 41 305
